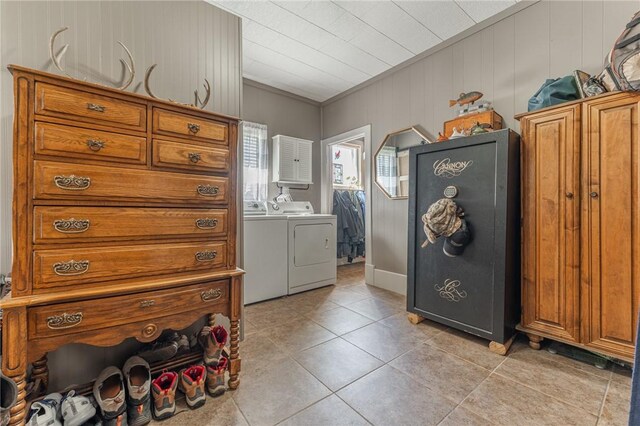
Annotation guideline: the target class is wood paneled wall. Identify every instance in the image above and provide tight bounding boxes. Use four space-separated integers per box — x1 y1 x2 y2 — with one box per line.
0 0 241 390
321 0 638 276
243 79 322 209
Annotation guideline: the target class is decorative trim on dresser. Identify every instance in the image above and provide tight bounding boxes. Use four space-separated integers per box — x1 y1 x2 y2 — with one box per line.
0 65 243 426
516 91 639 363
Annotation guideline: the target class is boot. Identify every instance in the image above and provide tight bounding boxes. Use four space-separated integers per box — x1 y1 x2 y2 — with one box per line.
205 357 228 397
0 372 18 426
151 372 177 420
198 325 228 366
178 365 206 409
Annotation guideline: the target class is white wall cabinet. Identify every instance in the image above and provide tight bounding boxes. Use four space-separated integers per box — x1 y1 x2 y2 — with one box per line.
272 135 314 184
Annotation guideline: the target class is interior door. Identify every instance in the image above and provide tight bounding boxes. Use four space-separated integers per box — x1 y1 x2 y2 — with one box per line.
278 137 297 182
582 94 640 359
521 105 581 343
296 141 313 183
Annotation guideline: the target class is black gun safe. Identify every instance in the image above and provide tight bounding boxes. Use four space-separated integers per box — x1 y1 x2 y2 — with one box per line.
407 129 520 348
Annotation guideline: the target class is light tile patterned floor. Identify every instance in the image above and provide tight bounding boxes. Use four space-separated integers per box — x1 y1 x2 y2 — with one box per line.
156 263 633 426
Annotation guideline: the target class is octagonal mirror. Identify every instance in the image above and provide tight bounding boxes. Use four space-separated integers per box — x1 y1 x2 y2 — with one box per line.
375 126 432 199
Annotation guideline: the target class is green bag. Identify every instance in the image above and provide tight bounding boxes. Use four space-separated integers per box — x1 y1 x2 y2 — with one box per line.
528 76 581 112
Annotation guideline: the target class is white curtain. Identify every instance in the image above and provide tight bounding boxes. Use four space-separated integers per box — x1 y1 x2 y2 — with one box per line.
242 121 269 202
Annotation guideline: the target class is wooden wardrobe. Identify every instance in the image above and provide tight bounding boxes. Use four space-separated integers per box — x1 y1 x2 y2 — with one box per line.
517 92 640 362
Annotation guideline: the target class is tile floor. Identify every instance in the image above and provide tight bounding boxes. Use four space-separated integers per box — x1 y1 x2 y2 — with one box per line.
156 263 633 426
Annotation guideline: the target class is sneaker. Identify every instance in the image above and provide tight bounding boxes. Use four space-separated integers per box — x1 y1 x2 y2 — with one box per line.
199 325 228 365
178 365 206 409
93 367 127 426
151 372 177 420
122 356 152 426
61 391 96 426
137 334 180 364
26 393 62 426
1 372 18 426
205 357 228 397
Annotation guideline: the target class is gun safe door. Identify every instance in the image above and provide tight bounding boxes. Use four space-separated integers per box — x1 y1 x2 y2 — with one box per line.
407 130 520 344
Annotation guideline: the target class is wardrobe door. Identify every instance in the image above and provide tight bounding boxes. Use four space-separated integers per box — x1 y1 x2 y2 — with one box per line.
582 94 640 360
521 105 581 343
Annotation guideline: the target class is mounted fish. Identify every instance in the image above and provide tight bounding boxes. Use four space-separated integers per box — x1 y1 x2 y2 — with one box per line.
449 91 483 107
49 27 135 90
144 64 211 109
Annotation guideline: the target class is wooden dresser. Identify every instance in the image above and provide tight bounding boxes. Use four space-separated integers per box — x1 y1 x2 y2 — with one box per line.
1 66 243 425
516 92 639 362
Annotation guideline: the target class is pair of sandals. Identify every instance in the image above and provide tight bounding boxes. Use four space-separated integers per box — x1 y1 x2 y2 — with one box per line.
26 391 96 426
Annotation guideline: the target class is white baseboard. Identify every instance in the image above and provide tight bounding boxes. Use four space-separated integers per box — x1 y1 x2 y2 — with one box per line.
372 268 406 296
365 263 375 285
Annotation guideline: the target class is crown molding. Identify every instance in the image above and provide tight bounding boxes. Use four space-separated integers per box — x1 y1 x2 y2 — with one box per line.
322 0 539 106
243 78 321 107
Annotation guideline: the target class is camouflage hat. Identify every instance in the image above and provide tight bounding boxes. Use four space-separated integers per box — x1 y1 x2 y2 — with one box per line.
421 198 462 248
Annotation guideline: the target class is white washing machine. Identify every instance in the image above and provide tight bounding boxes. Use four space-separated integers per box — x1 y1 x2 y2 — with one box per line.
267 201 337 294
243 201 288 304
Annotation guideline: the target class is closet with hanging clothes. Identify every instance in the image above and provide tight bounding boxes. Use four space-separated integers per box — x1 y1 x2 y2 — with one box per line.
332 189 365 263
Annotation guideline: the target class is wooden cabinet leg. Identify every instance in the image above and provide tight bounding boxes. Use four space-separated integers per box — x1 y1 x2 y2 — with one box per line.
526 333 544 350
407 313 425 325
31 354 49 396
3 307 28 426
228 318 241 390
7 371 27 426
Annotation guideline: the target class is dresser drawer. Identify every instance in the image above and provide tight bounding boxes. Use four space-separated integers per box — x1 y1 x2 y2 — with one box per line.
33 241 227 290
152 139 230 173
34 207 228 243
153 108 228 143
35 122 146 164
28 279 229 339
35 83 146 130
34 160 229 204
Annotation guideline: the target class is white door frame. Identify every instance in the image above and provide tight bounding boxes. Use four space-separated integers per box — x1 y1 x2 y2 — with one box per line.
321 125 374 284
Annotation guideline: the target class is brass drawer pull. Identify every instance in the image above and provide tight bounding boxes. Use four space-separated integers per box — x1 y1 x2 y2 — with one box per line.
201 288 222 302
53 260 90 276
54 175 91 190
87 103 106 112
140 300 155 308
47 312 83 329
53 218 90 233
197 184 219 196
187 123 201 134
188 152 201 163
86 139 105 152
195 250 217 262
196 218 218 229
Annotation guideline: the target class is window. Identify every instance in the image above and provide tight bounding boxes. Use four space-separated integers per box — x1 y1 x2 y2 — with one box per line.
242 122 268 201
332 143 363 189
376 146 398 197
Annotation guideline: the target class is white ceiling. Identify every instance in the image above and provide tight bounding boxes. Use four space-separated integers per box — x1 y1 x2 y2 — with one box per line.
209 0 517 102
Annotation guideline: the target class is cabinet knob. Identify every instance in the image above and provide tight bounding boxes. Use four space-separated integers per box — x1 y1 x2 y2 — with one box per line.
565 192 574 199
590 192 599 199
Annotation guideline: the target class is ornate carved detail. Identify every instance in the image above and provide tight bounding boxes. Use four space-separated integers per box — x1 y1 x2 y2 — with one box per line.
434 278 467 302
142 324 158 339
200 288 222 302
46 312 83 330
188 152 201 163
196 218 218 229
196 184 219 196
54 175 91 190
195 250 217 262
53 218 90 234
53 260 90 276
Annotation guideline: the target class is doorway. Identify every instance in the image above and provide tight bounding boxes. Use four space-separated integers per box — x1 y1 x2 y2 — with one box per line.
321 125 373 283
